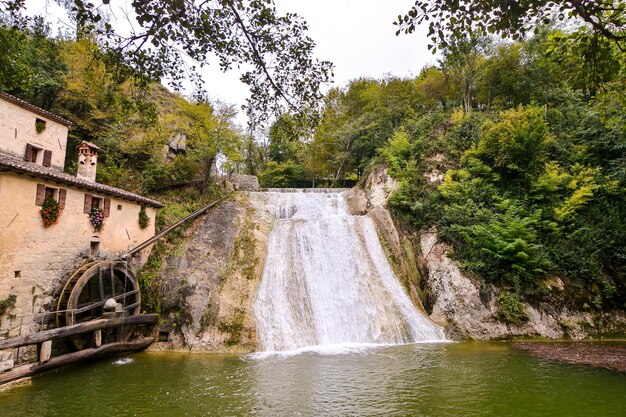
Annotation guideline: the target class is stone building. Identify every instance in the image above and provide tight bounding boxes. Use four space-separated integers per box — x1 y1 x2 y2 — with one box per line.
0 91 163 342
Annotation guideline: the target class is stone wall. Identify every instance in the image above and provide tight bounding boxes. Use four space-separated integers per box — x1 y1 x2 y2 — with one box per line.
0 99 68 171
231 174 259 191
0 172 156 341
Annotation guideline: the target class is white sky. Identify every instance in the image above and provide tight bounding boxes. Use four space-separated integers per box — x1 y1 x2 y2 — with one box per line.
203 0 436 124
25 0 436 127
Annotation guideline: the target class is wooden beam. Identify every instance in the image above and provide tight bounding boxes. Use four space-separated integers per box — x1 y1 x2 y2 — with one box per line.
74 289 139 315
0 314 157 350
38 340 52 363
93 330 102 348
0 338 154 385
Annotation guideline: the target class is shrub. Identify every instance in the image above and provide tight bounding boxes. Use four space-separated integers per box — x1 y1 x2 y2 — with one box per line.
497 291 528 324
138 206 150 229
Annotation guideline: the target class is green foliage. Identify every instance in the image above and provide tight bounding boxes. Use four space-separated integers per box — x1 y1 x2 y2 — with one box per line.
259 160 308 188
218 308 246 346
138 207 150 229
497 291 528 325
379 130 412 178
137 242 165 315
0 18 67 108
442 200 551 291
3 0 334 122
0 294 16 318
476 106 550 183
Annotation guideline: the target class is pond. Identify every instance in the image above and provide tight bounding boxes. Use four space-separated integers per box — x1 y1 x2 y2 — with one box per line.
1 343 625 416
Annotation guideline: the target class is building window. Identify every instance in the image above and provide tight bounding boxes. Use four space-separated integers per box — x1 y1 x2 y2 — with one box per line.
14 271 21 278
90 241 100 257
44 186 58 201
24 144 52 167
25 144 41 163
35 184 66 208
35 118 46 133
83 194 111 217
117 204 123 211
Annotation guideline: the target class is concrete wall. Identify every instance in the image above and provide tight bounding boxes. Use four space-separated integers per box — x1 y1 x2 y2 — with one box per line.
0 173 156 339
0 99 69 171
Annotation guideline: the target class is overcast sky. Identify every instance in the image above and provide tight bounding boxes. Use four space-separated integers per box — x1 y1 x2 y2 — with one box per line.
202 0 436 123
26 0 436 126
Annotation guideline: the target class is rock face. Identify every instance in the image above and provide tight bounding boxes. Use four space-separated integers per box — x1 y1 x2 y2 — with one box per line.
150 194 271 352
420 229 626 340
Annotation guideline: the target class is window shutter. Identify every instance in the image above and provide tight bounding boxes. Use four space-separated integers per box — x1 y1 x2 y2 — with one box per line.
43 150 52 167
84 194 92 213
58 189 67 210
35 184 46 205
103 198 111 218
24 144 33 162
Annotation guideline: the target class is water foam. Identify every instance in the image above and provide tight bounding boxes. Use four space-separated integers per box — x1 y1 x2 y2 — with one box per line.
251 190 446 353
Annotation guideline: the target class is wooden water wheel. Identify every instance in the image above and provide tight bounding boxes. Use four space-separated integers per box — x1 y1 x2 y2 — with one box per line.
56 260 141 349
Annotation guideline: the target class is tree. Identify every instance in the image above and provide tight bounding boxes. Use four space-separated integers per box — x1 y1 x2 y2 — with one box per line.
439 35 489 112
396 1 626 50
415 66 451 110
0 17 66 107
268 113 301 163
1 0 334 122
476 106 550 185
169 98 242 189
396 1 626 96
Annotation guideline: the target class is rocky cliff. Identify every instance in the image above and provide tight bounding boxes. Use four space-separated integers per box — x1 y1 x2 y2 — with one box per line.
350 166 626 340
149 193 272 352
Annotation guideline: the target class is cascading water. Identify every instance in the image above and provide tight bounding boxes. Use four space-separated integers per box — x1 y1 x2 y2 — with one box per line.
252 189 445 352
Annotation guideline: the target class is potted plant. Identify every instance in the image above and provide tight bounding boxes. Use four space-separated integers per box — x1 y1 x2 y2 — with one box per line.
40 197 61 227
89 207 105 231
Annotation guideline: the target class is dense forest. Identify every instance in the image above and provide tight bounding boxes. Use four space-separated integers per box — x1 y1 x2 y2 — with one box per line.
1 5 625 320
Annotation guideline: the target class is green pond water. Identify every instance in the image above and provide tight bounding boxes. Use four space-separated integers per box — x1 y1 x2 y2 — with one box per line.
1 343 625 416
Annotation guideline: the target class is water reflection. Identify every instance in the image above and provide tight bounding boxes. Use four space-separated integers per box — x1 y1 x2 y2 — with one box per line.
0 344 625 417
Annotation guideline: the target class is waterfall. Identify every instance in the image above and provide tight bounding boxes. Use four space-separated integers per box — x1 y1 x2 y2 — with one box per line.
252 190 445 352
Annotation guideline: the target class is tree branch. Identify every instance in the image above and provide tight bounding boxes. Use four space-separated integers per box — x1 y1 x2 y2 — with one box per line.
225 1 298 112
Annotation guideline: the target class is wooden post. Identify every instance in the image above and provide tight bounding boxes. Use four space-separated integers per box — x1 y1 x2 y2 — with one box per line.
109 264 115 298
93 330 102 348
38 340 52 363
98 267 105 301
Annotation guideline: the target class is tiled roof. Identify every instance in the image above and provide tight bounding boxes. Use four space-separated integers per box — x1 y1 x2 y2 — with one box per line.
79 140 102 151
0 91 72 127
0 152 164 208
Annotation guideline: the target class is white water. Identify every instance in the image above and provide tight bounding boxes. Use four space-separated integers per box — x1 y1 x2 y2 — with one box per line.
252 190 445 352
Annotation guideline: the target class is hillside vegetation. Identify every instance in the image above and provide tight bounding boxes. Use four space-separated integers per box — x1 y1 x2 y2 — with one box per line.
2 19 625 317
259 30 626 316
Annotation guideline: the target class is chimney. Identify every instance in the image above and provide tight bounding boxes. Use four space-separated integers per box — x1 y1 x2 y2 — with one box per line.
77 141 100 182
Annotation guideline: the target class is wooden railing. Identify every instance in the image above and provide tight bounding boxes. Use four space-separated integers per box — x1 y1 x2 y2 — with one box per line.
120 193 233 259
0 314 157 385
